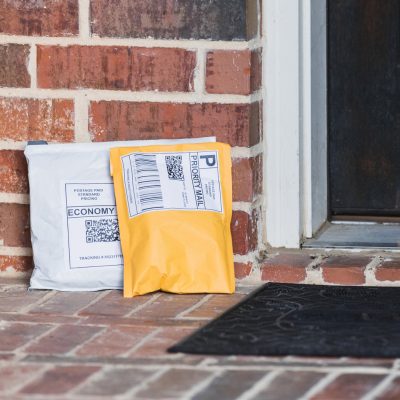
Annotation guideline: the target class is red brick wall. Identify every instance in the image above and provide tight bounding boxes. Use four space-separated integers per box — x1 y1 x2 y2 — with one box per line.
0 0 263 279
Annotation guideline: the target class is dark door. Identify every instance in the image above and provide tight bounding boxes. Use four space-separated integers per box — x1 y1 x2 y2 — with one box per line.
328 0 400 216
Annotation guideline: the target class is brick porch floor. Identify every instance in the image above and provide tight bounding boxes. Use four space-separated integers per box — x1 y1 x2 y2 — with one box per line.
1 275 400 399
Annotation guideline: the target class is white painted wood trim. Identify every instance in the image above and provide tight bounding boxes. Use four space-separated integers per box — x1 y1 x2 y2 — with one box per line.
302 0 328 237
264 0 327 248
264 0 302 248
301 0 313 238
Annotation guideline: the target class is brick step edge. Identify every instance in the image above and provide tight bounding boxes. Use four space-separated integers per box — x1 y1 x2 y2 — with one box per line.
237 254 400 286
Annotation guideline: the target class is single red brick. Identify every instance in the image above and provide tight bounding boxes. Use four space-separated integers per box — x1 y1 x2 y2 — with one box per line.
231 210 258 255
30 291 101 315
0 255 32 273
20 365 100 395
133 293 205 320
249 101 261 145
206 50 251 95
252 154 263 196
90 0 252 40
0 365 46 393
256 371 325 399
89 101 261 147
76 326 154 357
250 48 262 92
232 158 252 201
0 0 78 36
261 253 312 283
0 312 78 325
79 290 151 317
311 374 384 400
261 266 307 283
251 207 261 251
321 256 371 285
235 262 253 279
0 284 42 313
0 97 74 142
0 150 28 193
184 294 246 319
37 46 196 92
0 322 51 351
135 368 213 399
232 156 263 201
258 0 263 37
0 203 30 247
375 260 400 282
26 324 102 355
193 370 267 399
77 367 156 397
255 371 324 400
206 48 261 95
190 101 261 146
0 354 13 361
0 283 44 312
247 0 259 39
132 327 196 357
321 255 372 267
0 44 30 88
322 266 365 285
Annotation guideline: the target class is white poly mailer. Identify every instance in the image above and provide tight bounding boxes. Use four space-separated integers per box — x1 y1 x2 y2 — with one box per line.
25 137 216 291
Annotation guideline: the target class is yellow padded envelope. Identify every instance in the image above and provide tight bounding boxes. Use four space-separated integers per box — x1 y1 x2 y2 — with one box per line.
110 142 235 297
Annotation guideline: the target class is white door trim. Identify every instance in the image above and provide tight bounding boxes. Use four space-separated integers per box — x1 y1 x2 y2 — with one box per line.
263 0 327 248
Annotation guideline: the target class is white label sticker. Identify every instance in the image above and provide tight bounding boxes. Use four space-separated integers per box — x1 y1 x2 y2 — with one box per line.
121 151 223 217
64 182 123 269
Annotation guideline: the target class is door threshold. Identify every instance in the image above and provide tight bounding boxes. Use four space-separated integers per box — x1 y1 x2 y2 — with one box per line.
332 215 400 224
302 222 400 249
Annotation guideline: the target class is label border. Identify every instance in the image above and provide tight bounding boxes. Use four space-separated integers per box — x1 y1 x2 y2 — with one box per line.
65 182 123 270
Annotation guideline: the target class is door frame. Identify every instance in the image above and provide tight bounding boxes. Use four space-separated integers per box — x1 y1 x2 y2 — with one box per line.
263 0 328 248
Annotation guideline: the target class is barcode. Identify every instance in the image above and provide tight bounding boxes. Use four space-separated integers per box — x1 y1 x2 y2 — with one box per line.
85 219 120 243
165 155 184 180
134 154 164 212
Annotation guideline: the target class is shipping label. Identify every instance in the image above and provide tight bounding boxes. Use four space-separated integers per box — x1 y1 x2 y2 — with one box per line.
121 151 223 217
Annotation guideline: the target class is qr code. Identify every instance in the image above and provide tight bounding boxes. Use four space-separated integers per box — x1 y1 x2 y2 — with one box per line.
85 219 120 243
165 155 184 180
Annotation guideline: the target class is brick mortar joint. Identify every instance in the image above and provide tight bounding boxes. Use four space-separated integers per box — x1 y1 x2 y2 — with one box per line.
1 361 395 374
0 87 261 104
78 0 90 39
0 35 262 51
193 48 206 94
0 246 32 256
74 95 91 142
28 44 36 89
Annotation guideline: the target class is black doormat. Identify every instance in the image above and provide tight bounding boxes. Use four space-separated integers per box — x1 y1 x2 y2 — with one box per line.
168 283 400 358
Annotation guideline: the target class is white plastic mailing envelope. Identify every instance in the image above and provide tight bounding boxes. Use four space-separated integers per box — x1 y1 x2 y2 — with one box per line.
25 137 216 291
